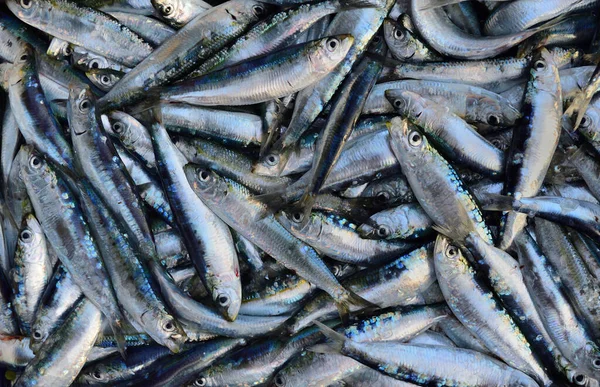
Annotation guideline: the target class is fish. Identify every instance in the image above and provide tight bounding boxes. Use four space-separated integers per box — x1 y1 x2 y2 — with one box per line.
499 48 563 251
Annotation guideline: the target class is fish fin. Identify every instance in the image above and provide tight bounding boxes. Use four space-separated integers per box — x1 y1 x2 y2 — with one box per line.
481 194 516 212
293 192 317 227
313 321 346 352
430 224 455 239
564 88 597 132
334 290 378 323
253 190 290 217
307 343 339 354
109 319 128 360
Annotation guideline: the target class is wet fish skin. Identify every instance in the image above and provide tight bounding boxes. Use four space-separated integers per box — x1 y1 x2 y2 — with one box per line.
29 265 83 353
240 272 315 316
8 44 74 171
7 0 153 67
515 229 600 380
107 11 175 46
150 120 241 321
98 0 272 110
19 146 127 355
14 298 102 387
68 85 157 267
287 244 436 334
184 166 374 320
77 179 187 353
11 214 52 336
314 321 540 387
386 117 492 244
102 111 156 169
161 35 354 106
386 89 505 176
500 48 563 251
277 211 416 266
434 235 551 385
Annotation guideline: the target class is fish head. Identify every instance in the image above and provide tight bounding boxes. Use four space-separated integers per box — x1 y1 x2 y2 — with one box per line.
187 372 218 387
7 0 41 23
67 85 96 136
86 69 121 92
47 38 72 61
76 363 115 385
275 209 315 236
152 0 186 26
253 148 291 177
530 48 561 94
213 284 242 322
466 94 520 127
384 90 424 121
8 44 35 88
386 117 431 171
142 310 187 353
433 234 467 276
308 35 354 75
18 145 54 191
357 212 394 240
383 19 417 60
29 319 50 353
184 165 230 205
576 343 600 380
17 214 44 256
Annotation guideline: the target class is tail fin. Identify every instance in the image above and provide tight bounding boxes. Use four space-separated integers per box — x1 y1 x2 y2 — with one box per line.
108 318 127 360
313 321 346 352
334 290 378 323
563 63 600 131
480 194 517 212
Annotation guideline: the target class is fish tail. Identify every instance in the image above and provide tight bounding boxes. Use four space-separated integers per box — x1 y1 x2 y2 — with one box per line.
564 92 595 131
481 194 517 212
109 318 128 360
312 321 345 352
334 290 378 323
253 190 290 217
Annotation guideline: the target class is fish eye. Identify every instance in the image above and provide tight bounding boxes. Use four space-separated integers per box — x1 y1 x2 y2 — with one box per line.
32 330 43 340
580 115 591 129
408 131 422 147
29 155 42 170
252 4 264 16
593 357 600 369
265 154 279 166
371 35 381 44
20 0 32 9
393 28 404 40
112 122 123 133
18 53 29 62
92 370 103 380
78 99 91 113
274 375 285 386
392 98 405 109
194 377 206 386
198 170 210 182
217 294 230 306
162 320 175 332
326 38 339 52
100 75 111 85
291 212 304 223
487 114 500 126
445 245 459 258
376 191 390 203
63 46 72 56
164 5 173 15
89 60 100 69
19 229 33 243
553 165 561 173
534 59 546 70
573 373 587 385
377 226 390 237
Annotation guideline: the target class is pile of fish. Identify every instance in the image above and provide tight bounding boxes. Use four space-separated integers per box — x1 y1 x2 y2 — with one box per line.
2 0 600 385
